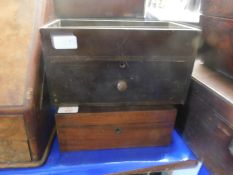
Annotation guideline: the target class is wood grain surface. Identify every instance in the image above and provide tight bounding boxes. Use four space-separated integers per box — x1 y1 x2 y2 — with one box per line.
0 0 55 164
0 115 30 162
56 108 176 151
0 116 27 140
0 0 36 106
0 140 31 163
182 61 233 175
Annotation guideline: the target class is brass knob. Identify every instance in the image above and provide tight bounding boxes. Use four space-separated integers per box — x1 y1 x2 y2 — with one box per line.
117 80 127 92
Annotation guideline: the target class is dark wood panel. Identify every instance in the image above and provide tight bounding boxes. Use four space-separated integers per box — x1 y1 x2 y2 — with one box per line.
41 20 199 106
46 60 191 106
200 15 233 79
201 0 233 18
181 62 233 175
184 89 233 175
56 108 176 151
54 0 145 18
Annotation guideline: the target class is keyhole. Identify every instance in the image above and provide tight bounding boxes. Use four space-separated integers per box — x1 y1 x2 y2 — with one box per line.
115 127 122 135
119 62 126 69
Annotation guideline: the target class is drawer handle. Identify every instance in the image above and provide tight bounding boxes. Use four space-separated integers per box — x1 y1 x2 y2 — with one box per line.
117 80 127 92
115 127 122 135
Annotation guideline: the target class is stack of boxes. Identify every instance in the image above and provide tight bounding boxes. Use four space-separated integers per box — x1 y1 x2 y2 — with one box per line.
40 0 199 151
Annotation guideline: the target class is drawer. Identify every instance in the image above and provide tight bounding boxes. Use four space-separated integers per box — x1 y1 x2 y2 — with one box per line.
46 60 192 106
56 107 177 151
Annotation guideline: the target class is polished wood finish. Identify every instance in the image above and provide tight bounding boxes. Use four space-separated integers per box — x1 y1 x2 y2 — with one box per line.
54 0 145 18
182 62 233 175
56 107 176 151
201 0 233 18
200 15 233 79
0 0 55 165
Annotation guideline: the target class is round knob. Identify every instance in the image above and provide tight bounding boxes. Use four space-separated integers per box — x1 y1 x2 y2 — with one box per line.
117 80 127 92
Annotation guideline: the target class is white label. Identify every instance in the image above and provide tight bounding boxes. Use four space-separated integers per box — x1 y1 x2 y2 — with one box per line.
51 35 78 49
58 106 79 114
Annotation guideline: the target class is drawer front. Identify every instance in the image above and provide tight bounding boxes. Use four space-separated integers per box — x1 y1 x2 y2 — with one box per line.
46 60 192 106
56 108 176 151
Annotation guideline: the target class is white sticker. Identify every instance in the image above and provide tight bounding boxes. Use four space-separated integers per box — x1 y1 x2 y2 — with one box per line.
58 106 79 114
51 35 78 49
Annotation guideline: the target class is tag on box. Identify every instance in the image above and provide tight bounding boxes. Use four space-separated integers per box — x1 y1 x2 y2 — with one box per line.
51 34 78 50
58 106 79 114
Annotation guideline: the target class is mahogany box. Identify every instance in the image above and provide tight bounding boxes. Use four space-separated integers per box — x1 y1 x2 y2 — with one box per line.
56 106 177 151
181 61 233 175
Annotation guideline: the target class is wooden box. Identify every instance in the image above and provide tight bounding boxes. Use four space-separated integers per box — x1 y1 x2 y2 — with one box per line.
56 106 177 151
0 0 54 167
181 62 233 175
200 15 233 80
40 20 200 107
